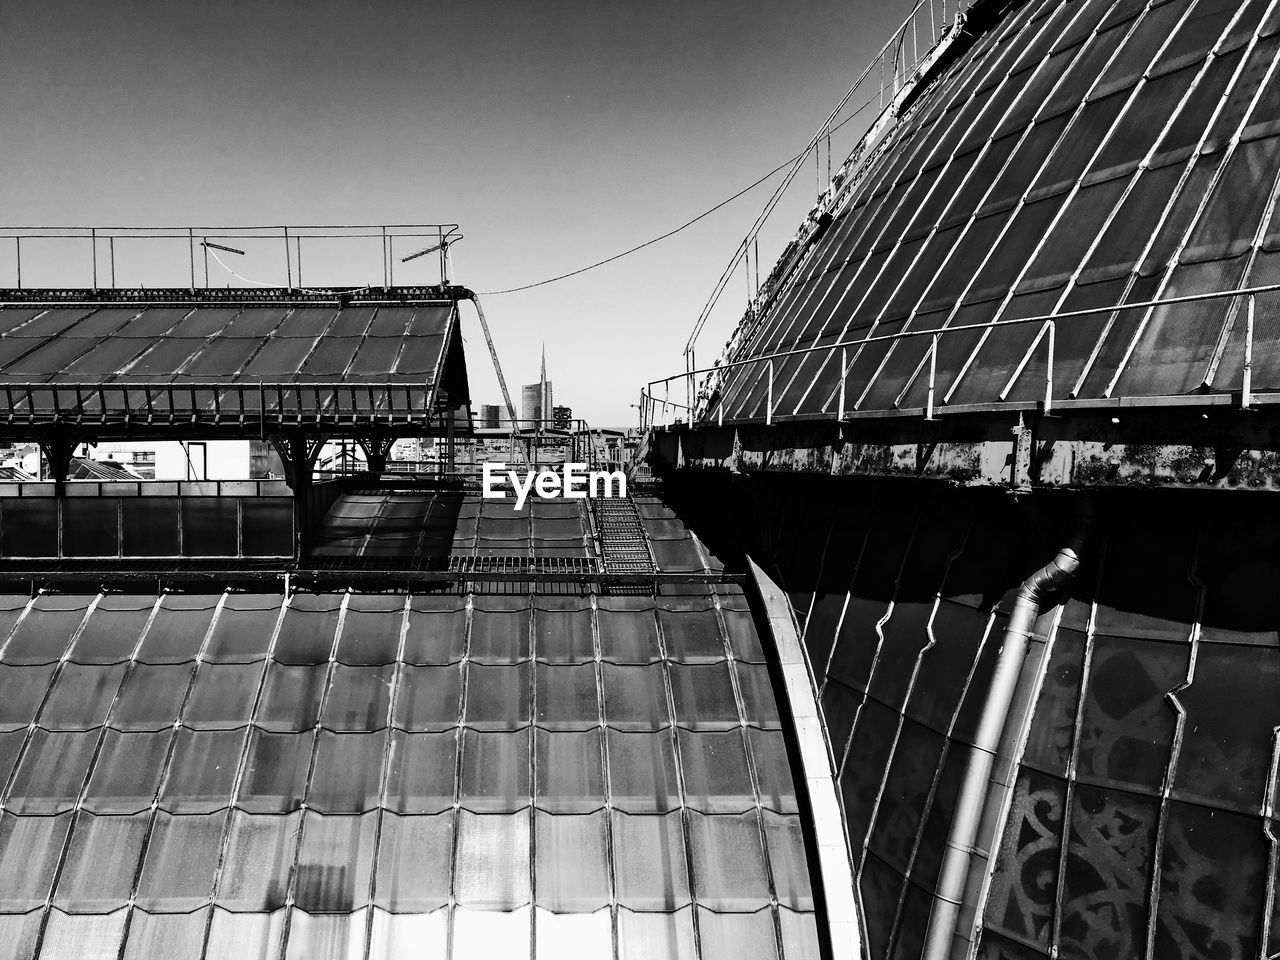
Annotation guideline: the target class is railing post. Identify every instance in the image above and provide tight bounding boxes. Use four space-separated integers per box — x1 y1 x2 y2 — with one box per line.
926 333 938 420
188 228 195 292
14 237 20 290
1045 320 1055 415
766 359 774 426
838 347 847 420
284 226 292 290
1244 294 1255 409
91 227 98 292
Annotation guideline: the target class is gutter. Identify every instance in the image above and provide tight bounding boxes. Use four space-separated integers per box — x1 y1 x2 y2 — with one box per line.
921 499 1095 960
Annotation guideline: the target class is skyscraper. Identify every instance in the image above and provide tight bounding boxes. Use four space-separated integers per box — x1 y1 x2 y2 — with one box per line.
520 344 553 426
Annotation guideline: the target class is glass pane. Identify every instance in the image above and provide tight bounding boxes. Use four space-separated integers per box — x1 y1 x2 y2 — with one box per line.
204 595 281 662
112 663 194 731
53 811 149 911
749 729 799 815
121 910 209 960
659 604 725 662
41 662 127 730
453 810 531 908
40 911 128 960
237 730 311 813
70 597 153 663
459 729 530 812
452 905 531 960
534 810 610 911
161 728 246 813
384 730 457 815
205 907 285 960
0 663 57 730
183 662 263 729
463 662 530 730
336 596 404 665
7 729 98 813
607 730 681 813
273 594 341 664
597 600 661 663
612 810 690 910
134 811 228 911
373 812 453 911
0 811 73 909
392 663 461 731
686 811 772 910
535 662 599 729
257 662 326 732
468 601 531 663
601 663 670 729
616 907 696 960
215 811 301 910
533 598 595 664
534 908 613 960
309 731 385 814
83 730 170 814
3 597 89 665
293 810 377 911
137 595 218 663
678 729 754 814
368 908 448 958
535 729 604 813
669 663 740 729
696 908 779 960
401 597 466 664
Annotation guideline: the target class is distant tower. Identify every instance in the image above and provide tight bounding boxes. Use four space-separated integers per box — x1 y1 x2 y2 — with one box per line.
520 345 554 428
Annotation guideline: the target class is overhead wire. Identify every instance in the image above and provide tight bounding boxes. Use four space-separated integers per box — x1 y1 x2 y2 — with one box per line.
476 94 879 296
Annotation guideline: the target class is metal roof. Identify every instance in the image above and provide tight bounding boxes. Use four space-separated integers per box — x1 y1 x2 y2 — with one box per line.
699 0 1280 424
0 298 468 432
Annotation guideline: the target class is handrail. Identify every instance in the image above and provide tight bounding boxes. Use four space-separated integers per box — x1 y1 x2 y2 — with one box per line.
644 281 1280 427
684 0 975 374
0 223 462 291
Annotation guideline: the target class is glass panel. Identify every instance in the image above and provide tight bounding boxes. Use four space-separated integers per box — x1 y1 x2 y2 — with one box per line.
184 662 263 729
392 663 462 731
83 730 170 814
453 810 532 908
658 604 725 662
309 731 385 814
678 729 754 814
204 595 281 662
535 662 599 729
134 811 228 911
237 730 311 813
3 597 88 665
463 662 530 730
121 910 209 960
696 908 779 960
0 663 56 730
336 596 404 665
764 811 813 910
323 664 394 732
669 663 740 729
368 908 448 958
111 663 194 731
612 809 691 910
39 910 128 960
734 662 781 729
161 728 246 813
53 811 149 911
686 811 772 910
41 662 127 729
532 598 595 664
452 905 531 960
459 729 530 812
384 730 457 815
215 811 301 910
373 812 453 911
257 662 326 732
70 597 153 663
283 909 368 960
293 811 377 911
598 600 661 663
535 729 604 813
7 729 98 813
468 601 532 663
401 598 466 664
607 729 681 813
602 663 670 729
615 907 697 960
534 810 610 911
0 811 72 909
205 907 285 960
137 596 217 663
749 729 799 814
534 908 612 960
273 594 341 664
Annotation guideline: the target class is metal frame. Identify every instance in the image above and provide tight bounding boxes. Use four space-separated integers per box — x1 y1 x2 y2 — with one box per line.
645 282 1280 428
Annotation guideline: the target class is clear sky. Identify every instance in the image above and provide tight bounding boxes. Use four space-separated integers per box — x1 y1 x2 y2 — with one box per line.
1 0 914 427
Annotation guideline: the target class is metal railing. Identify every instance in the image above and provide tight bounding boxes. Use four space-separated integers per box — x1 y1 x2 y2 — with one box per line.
644 283 1280 429
684 0 975 386
0 223 462 291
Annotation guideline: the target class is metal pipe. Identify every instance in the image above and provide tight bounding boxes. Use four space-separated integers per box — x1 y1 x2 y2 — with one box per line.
921 503 1094 960
1244 294 1255 408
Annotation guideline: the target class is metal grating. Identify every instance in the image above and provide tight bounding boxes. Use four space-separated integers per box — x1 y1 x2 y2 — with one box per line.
591 496 657 575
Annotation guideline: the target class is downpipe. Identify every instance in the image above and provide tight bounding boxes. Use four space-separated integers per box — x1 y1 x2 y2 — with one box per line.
920 502 1094 960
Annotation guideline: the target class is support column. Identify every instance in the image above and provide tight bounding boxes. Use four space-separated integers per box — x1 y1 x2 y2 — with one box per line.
269 431 318 561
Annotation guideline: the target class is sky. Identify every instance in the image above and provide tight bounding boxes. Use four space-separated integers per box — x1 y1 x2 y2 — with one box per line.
0 0 916 427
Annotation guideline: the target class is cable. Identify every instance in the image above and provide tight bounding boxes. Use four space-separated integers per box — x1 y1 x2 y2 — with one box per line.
477 95 878 296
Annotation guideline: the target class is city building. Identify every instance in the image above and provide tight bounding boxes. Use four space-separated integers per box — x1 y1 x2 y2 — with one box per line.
520 346 554 427
552 404 573 429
